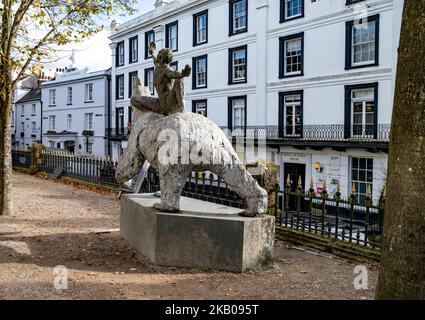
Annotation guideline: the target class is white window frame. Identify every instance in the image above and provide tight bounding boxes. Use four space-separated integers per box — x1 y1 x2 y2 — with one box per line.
146 69 154 95
85 83 94 102
118 76 124 99
21 105 25 116
67 87 73 105
130 37 138 62
118 42 124 66
86 142 93 154
67 114 72 130
146 32 155 58
49 89 56 106
284 37 302 76
350 157 373 202
285 0 303 20
351 88 375 138
49 115 56 131
283 94 302 137
233 0 247 32
31 121 36 130
351 20 376 67
196 13 207 44
194 101 207 116
232 98 245 131
168 24 178 51
84 113 93 130
195 57 207 88
232 49 247 82
31 104 36 115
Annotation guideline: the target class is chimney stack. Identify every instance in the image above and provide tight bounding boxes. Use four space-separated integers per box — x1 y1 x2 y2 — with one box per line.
155 0 169 8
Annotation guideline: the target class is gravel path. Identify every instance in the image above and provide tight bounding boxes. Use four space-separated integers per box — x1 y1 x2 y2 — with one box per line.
0 173 377 300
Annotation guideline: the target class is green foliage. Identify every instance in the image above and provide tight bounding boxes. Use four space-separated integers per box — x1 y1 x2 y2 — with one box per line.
0 0 136 87
82 129 94 137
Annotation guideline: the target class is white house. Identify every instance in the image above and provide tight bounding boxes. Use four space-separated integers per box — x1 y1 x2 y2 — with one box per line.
108 0 404 203
14 87 42 148
11 76 42 148
41 64 111 156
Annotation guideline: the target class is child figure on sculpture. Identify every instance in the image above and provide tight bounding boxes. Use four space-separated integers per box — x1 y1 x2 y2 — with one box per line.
131 42 192 116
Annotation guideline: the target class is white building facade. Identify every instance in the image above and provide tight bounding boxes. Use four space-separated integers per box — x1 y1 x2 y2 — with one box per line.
109 0 404 203
41 67 111 156
14 87 42 148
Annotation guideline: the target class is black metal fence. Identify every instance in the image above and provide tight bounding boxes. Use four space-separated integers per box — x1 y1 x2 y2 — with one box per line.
41 150 119 187
12 149 384 248
140 168 244 208
274 180 385 248
11 148 32 169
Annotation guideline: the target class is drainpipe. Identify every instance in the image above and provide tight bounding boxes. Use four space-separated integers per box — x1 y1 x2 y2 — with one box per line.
107 75 112 156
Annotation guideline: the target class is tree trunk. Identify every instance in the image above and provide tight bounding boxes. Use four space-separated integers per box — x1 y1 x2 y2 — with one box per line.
0 79 14 216
376 1 425 299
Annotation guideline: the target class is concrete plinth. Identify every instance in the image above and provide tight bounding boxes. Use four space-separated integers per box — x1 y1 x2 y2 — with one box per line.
120 194 275 272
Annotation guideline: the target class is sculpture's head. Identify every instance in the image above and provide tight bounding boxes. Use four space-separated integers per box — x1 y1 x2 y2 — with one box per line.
157 48 173 65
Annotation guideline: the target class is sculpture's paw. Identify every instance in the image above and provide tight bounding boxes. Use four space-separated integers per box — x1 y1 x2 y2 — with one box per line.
239 211 258 218
153 202 180 213
243 188 269 217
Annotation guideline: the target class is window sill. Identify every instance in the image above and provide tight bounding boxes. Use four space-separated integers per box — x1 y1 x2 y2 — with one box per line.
345 62 379 70
84 100 94 104
192 85 208 90
228 79 247 85
229 29 247 37
280 13 304 24
48 105 56 107
129 60 139 64
193 41 208 47
279 72 304 79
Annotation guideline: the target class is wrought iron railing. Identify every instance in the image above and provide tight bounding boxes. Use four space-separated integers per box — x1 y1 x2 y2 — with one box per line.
105 127 129 139
220 124 391 143
41 150 119 187
273 179 385 248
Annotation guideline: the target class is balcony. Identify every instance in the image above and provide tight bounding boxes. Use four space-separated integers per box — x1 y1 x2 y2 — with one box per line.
105 127 129 141
220 124 390 151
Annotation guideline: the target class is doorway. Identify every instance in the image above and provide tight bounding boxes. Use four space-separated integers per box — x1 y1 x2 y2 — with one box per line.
283 162 306 211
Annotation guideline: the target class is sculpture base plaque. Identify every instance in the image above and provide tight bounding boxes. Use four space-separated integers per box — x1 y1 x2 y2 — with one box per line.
120 194 275 272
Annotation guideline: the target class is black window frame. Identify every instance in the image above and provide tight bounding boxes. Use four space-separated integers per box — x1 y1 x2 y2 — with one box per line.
193 10 208 47
229 0 248 37
192 55 208 90
116 41 125 67
128 71 138 98
192 99 208 117
115 74 125 100
170 61 178 71
227 95 247 133
228 45 248 85
279 32 304 79
128 106 133 125
165 21 179 52
346 0 365 5
129 35 138 64
144 67 155 95
280 0 305 23
344 82 379 139
278 90 304 138
116 107 125 135
145 30 155 60
345 14 380 70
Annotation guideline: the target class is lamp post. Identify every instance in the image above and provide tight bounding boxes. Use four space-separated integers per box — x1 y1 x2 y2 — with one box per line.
82 130 94 154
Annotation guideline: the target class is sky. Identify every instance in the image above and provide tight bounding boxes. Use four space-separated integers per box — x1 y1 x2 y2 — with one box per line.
47 0 156 74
